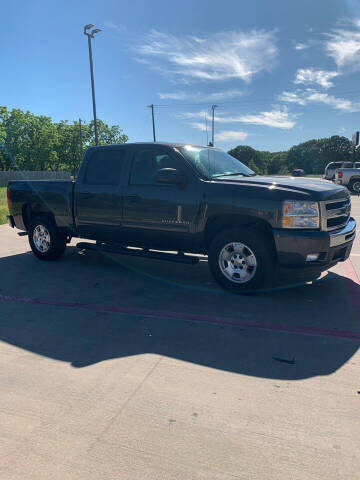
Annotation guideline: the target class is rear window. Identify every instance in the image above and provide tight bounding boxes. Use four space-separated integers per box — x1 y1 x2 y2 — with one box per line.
85 149 126 185
342 162 353 168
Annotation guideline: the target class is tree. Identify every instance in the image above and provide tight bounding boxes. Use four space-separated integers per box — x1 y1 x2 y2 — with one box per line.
0 106 129 172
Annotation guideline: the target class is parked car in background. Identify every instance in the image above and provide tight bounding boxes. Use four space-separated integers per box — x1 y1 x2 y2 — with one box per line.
6 143 356 293
324 161 360 180
335 166 360 193
291 169 306 177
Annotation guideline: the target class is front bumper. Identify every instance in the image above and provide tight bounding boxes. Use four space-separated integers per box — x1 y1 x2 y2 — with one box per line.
273 217 356 268
6 215 15 228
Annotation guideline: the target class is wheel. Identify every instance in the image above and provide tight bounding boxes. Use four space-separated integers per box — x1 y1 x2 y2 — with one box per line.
349 179 360 193
28 216 66 261
208 228 274 293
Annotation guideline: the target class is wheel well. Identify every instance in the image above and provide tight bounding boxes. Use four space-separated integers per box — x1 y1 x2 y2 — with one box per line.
22 204 56 230
204 215 276 254
350 176 360 183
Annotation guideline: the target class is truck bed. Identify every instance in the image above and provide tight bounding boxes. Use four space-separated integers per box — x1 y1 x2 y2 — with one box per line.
7 180 75 231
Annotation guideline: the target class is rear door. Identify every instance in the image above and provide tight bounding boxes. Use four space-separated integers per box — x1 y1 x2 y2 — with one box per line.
75 146 127 241
122 145 200 249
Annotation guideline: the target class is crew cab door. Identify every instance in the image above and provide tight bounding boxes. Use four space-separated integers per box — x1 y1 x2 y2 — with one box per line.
122 145 200 249
75 146 127 241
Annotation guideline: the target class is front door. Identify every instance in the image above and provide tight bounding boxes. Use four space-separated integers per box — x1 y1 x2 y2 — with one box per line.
122 146 199 249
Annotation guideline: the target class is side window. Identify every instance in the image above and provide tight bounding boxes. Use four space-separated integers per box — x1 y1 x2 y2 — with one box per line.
130 149 179 185
85 149 126 185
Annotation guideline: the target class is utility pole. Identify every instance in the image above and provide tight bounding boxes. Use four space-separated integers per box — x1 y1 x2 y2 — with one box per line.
84 24 101 145
148 104 156 142
211 104 218 147
205 113 209 146
79 118 83 158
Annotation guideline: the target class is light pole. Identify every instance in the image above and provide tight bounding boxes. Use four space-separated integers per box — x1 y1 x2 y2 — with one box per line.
84 24 101 145
148 104 156 142
211 104 218 147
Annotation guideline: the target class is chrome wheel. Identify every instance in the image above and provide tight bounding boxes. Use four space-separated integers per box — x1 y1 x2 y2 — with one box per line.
352 181 360 193
218 242 257 284
33 225 51 253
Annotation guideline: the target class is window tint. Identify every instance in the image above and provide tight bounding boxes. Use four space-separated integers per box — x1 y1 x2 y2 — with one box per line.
130 149 179 185
355 163 360 168
85 149 125 185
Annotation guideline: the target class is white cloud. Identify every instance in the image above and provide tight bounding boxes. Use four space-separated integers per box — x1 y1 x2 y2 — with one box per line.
294 42 310 51
294 68 338 88
215 131 248 142
325 21 360 69
158 89 245 101
104 21 127 32
136 29 278 82
277 91 307 105
306 92 360 111
188 122 207 131
180 107 296 129
238 108 296 129
278 88 360 112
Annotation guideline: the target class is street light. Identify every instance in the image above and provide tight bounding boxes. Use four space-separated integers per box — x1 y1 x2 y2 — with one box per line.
84 24 101 145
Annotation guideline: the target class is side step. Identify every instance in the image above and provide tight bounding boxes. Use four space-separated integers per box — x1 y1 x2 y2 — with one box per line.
76 242 199 265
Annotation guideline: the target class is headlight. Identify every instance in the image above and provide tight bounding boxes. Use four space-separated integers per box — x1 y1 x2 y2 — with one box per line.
282 200 319 228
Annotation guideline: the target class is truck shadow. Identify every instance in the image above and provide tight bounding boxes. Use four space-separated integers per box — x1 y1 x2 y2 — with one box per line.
0 247 358 379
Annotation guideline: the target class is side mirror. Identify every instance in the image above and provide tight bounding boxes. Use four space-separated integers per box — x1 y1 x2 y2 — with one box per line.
155 168 187 186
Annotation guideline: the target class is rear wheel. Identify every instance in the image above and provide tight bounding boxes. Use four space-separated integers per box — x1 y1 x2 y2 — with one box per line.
28 216 66 261
349 178 360 193
208 228 275 293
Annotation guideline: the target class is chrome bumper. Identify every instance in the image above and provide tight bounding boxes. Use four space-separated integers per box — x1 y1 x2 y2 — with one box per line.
329 217 356 247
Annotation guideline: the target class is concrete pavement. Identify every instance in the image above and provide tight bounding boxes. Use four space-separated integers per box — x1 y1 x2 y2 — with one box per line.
0 196 359 479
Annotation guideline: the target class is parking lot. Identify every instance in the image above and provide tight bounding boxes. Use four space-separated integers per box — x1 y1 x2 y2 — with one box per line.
0 194 359 479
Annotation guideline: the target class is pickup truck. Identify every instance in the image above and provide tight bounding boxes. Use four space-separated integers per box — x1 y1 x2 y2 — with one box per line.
323 161 360 180
6 142 356 293
335 167 360 193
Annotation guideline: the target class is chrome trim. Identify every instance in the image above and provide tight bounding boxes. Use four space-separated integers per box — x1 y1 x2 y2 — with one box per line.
320 197 351 232
329 218 356 247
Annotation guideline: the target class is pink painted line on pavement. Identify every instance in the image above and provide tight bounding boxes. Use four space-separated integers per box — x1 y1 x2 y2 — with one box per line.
0 292 359 341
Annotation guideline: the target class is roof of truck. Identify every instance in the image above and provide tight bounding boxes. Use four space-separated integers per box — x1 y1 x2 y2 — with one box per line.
87 142 212 149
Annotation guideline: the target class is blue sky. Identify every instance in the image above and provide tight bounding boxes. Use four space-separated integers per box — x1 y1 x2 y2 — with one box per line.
2 0 360 151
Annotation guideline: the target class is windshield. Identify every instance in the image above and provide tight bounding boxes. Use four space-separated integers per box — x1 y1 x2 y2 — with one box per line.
179 145 255 179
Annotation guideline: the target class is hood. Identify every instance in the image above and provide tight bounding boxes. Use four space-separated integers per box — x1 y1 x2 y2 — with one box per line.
213 175 349 201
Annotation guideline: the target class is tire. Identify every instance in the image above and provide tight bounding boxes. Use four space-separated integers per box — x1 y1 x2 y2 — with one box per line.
349 178 360 193
28 216 66 261
208 228 275 293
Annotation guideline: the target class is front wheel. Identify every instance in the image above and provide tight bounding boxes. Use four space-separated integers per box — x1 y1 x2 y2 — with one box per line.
349 179 360 193
208 228 275 293
28 216 67 261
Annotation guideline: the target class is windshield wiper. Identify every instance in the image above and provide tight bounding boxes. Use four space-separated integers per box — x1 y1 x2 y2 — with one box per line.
213 172 258 178
212 172 247 177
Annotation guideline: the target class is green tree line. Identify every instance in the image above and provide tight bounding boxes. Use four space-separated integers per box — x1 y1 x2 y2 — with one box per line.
0 106 128 173
228 135 358 175
0 106 357 176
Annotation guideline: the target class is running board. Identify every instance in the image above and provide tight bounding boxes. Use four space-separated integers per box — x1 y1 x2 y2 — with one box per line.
76 242 199 265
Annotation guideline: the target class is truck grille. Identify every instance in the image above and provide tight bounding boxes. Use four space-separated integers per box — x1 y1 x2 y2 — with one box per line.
320 197 351 231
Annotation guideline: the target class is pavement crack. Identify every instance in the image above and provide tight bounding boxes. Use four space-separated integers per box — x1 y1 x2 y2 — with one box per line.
87 355 163 453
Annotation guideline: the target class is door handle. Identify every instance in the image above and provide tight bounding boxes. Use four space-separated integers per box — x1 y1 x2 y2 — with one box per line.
127 194 140 203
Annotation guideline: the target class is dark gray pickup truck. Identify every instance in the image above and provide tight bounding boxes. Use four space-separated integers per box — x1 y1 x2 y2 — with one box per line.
7 142 356 292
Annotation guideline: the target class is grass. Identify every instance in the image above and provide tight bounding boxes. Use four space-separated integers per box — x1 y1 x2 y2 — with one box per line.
0 188 8 225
